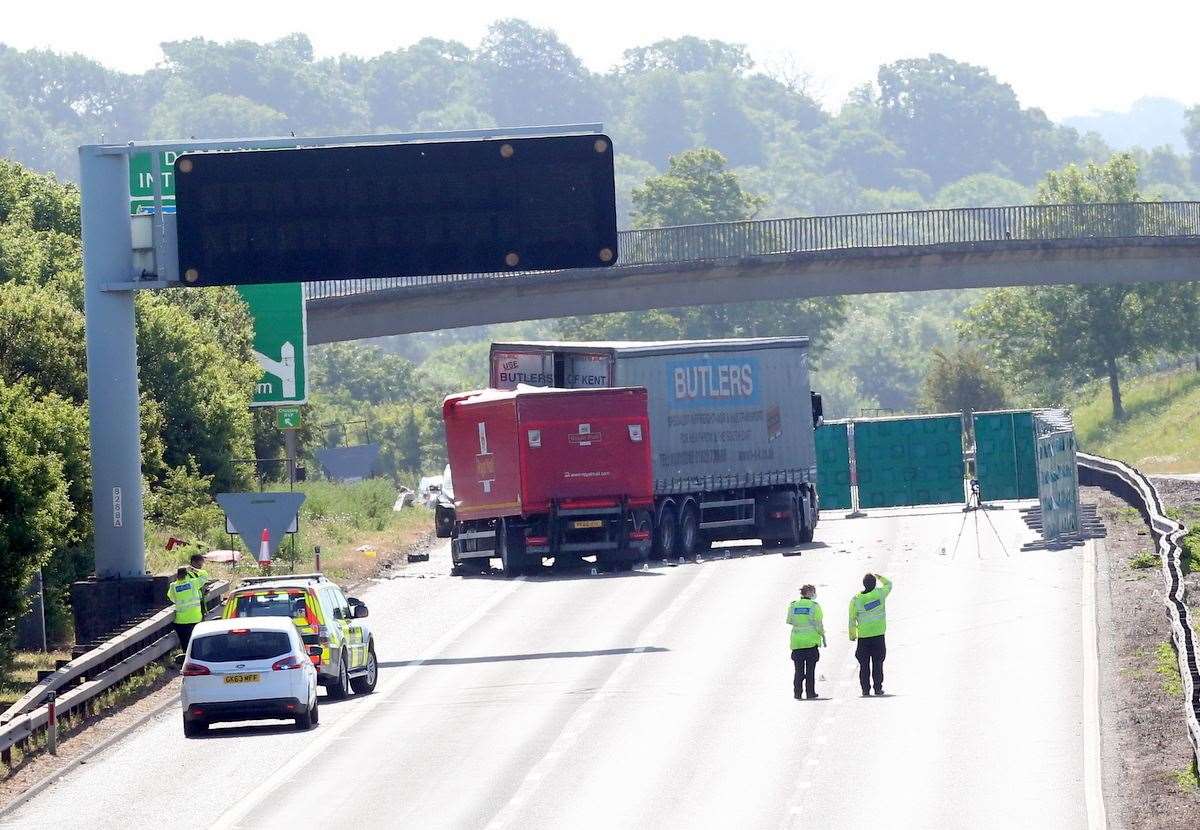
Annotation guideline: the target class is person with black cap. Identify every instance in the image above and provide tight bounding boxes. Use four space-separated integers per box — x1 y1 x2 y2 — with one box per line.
849 572 892 696
786 584 826 699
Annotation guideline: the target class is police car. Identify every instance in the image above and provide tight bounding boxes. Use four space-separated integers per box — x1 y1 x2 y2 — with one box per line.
222 574 378 698
181 617 319 736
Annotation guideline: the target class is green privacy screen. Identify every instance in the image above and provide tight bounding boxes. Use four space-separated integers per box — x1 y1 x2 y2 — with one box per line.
973 410 1038 500
814 422 852 510
854 415 964 508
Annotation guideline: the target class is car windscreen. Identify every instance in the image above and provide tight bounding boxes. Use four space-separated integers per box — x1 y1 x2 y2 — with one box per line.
231 591 306 619
191 631 292 663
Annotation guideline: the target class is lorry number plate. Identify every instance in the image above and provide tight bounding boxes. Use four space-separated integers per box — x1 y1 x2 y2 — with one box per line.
572 520 603 529
223 673 261 684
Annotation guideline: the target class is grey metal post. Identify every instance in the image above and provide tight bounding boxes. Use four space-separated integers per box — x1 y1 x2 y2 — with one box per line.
80 146 145 577
285 429 298 488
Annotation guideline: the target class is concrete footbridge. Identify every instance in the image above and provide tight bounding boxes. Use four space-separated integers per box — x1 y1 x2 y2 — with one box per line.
305 201 1200 342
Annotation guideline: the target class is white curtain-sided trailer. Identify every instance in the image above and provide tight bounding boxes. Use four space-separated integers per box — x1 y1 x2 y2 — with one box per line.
489 338 822 558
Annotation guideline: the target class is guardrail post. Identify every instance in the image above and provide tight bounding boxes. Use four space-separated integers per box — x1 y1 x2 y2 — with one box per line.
46 691 57 756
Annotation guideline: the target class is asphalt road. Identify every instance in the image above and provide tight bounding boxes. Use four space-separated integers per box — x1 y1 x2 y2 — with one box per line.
2 503 1091 829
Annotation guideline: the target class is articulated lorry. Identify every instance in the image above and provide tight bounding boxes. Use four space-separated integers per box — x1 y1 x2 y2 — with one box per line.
442 386 655 575
485 338 822 562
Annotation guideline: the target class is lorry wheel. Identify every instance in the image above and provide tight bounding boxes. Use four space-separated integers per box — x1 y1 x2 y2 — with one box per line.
785 494 803 548
498 520 525 578
678 507 700 557
654 506 677 559
799 493 815 544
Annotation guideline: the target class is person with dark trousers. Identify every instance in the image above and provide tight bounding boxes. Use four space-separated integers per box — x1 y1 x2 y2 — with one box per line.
787 584 825 699
849 573 892 696
167 566 203 653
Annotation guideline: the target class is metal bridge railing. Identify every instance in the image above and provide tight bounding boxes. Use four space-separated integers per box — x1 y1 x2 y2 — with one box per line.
304 201 1200 301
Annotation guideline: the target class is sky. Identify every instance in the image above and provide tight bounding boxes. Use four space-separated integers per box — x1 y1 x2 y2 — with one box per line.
3 0 1197 121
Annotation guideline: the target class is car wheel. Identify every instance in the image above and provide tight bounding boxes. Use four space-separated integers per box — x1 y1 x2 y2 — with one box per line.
327 649 351 699
350 644 378 695
311 695 320 725
295 701 314 730
182 715 207 738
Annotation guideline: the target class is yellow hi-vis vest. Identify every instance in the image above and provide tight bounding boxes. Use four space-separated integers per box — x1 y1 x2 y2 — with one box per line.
849 575 892 639
168 577 203 624
787 598 824 649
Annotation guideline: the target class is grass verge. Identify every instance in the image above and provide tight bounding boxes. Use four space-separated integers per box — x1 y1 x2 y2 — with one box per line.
1 657 169 779
1072 367 1200 473
146 478 433 584
0 650 73 709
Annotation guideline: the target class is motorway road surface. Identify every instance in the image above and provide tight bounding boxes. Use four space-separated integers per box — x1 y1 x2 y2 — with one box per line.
2 504 1091 829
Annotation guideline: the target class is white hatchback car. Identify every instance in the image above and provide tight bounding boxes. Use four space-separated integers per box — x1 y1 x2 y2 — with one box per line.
181 617 319 737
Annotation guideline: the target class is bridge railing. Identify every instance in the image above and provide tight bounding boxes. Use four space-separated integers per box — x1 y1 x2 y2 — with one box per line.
305 201 1200 300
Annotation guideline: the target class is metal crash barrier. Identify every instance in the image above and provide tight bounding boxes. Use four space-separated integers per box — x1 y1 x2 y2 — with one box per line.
1078 453 1200 771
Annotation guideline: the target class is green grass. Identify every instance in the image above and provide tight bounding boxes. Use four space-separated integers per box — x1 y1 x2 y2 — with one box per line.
1176 764 1200 794
146 478 431 584
1156 641 1184 699
0 650 73 708
1129 552 1159 570
1 657 168 778
1071 368 1200 473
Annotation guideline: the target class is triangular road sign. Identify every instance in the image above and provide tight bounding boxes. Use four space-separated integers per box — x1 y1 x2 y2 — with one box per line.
216 492 306 560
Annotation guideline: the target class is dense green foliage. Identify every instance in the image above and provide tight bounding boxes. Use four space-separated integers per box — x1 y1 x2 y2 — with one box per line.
962 155 1200 420
0 159 259 648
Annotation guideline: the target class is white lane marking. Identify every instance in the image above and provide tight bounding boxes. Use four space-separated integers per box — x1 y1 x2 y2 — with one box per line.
483 565 718 830
1081 541 1108 830
210 576 526 830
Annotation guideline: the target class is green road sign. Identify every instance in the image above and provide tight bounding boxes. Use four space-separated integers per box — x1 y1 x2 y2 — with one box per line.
241 283 308 406
129 151 308 407
129 150 183 215
277 406 302 430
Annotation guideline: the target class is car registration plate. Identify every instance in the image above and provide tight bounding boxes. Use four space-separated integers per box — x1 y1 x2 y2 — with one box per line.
223 673 260 684
572 519 603 529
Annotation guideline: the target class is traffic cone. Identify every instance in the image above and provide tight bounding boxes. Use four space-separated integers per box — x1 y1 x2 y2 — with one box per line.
258 528 271 568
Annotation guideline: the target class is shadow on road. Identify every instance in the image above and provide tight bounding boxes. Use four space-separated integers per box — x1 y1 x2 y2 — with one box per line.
379 645 669 669
192 721 305 739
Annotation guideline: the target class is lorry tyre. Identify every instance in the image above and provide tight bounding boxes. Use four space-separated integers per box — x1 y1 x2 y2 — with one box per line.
654 505 677 559
799 492 815 544
498 519 525 578
678 506 700 557
784 493 803 548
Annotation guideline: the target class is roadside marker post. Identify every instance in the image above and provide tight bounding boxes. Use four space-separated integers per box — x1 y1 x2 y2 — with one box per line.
46 692 57 756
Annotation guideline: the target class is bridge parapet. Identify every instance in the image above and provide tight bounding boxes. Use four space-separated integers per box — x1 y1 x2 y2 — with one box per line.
305 201 1200 301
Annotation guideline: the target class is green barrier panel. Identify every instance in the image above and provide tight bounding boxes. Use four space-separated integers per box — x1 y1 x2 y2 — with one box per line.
855 415 964 508
814 422 852 510
974 410 1038 501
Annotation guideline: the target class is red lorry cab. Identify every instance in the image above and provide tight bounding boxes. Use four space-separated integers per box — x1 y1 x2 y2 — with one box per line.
443 385 653 520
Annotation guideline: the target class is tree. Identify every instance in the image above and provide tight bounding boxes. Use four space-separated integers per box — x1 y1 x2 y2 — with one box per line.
363 39 480 130
631 148 765 227
877 54 1082 187
1184 105 1200 181
0 379 80 659
933 174 1032 208
620 37 753 75
919 346 1008 413
963 154 1196 419
474 20 601 127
